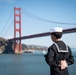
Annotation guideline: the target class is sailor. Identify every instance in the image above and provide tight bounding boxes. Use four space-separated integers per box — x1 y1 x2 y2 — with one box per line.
44 27 74 75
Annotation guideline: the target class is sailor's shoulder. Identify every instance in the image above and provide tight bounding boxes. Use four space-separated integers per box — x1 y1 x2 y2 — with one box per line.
48 44 56 52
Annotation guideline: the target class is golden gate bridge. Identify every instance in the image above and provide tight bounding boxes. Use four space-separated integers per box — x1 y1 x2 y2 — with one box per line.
0 7 76 54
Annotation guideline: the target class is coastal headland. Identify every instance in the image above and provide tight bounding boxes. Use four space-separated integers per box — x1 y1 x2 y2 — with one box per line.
0 37 48 54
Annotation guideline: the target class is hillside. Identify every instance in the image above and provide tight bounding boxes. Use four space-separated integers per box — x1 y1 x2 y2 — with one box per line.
0 37 48 54
26 44 48 50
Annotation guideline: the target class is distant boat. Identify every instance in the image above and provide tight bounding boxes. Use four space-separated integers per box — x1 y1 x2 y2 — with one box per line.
43 50 46 54
0 51 2 53
24 50 34 53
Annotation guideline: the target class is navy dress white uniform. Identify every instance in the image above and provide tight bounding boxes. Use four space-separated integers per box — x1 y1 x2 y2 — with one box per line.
44 27 74 75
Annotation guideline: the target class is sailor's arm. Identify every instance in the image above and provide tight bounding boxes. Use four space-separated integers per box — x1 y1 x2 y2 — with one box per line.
44 47 58 67
66 46 74 65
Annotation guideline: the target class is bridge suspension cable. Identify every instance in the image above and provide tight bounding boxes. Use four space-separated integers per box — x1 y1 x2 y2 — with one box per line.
22 8 76 25
2 20 13 37
0 9 13 37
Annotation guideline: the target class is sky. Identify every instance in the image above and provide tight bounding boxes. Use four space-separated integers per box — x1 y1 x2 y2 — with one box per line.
0 0 76 48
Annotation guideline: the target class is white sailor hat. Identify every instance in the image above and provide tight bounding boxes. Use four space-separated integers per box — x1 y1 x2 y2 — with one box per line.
50 27 63 33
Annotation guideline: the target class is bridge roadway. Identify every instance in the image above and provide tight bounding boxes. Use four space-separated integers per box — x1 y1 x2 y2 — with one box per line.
8 27 76 41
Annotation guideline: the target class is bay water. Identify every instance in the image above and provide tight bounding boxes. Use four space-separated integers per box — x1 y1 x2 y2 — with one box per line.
0 48 76 75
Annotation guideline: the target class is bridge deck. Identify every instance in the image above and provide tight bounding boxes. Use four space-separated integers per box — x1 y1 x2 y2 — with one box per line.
8 28 76 41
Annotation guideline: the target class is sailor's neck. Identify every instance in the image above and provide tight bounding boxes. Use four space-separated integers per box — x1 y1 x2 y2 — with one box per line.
54 39 61 42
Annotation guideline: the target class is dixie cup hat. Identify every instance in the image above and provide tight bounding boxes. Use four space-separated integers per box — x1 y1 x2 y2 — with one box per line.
50 27 63 33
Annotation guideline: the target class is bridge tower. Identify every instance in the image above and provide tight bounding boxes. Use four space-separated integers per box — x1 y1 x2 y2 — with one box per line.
14 7 22 54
